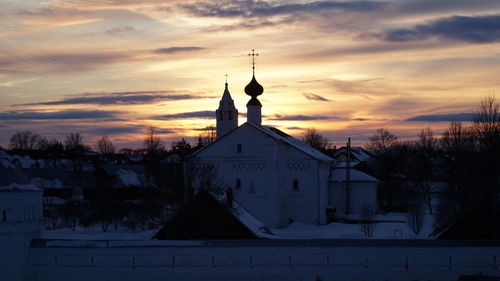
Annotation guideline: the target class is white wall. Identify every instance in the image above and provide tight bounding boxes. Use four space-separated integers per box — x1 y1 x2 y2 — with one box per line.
28 244 500 281
0 190 42 281
329 182 378 215
197 124 331 227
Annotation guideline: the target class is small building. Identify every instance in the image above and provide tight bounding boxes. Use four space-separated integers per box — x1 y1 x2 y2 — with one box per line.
328 167 378 216
153 189 272 239
0 165 42 281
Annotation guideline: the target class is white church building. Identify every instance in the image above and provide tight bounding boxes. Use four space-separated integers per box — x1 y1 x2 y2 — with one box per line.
194 58 378 228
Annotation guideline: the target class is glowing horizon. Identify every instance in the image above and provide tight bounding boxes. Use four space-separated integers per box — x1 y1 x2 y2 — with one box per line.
1 0 499 149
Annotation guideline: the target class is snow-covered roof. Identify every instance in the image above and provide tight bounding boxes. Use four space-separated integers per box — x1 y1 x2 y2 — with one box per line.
193 122 333 162
0 183 41 192
0 150 37 169
248 123 333 162
330 168 378 182
333 147 373 162
334 161 361 168
116 168 141 187
212 192 273 238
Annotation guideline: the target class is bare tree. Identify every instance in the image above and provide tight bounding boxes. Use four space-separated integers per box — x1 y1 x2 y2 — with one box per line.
301 128 329 151
366 128 398 155
64 132 84 152
473 94 500 152
365 128 402 211
416 127 437 155
8 130 46 150
96 134 116 156
414 127 438 214
441 122 476 153
359 203 376 238
143 126 164 155
407 200 425 235
197 126 216 147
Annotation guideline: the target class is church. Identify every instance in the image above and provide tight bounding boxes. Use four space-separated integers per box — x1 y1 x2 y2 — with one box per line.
194 54 378 228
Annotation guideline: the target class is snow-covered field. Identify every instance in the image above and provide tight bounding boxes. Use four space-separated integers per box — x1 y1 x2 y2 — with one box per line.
272 212 434 239
41 212 434 240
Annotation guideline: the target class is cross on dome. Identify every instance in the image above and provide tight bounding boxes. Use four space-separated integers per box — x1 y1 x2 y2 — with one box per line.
245 49 264 98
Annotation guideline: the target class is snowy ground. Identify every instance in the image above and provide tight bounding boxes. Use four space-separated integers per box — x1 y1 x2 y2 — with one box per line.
41 228 159 240
271 212 434 239
41 212 434 240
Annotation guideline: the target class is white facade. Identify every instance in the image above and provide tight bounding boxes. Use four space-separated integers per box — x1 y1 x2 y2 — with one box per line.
328 168 378 215
0 184 43 281
196 122 333 228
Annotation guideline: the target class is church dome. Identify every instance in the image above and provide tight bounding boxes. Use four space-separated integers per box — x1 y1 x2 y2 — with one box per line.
244 75 264 97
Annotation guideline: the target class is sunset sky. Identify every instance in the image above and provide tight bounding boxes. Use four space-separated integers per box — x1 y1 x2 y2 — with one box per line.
1 0 499 149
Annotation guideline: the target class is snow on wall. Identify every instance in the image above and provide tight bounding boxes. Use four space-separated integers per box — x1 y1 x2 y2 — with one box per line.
28 244 500 281
30 178 64 189
116 169 140 187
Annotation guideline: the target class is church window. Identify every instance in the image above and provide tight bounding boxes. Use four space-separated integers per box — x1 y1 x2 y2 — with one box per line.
218 111 223 120
2 209 7 222
236 179 241 190
228 111 233 120
237 144 242 153
293 179 299 191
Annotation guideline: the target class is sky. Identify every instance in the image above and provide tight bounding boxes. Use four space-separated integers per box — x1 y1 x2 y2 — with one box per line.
1 0 499 149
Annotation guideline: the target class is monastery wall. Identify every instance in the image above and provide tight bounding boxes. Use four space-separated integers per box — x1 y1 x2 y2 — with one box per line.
27 240 499 281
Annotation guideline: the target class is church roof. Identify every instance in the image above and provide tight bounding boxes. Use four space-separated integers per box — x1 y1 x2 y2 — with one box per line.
194 122 333 162
218 83 237 111
330 167 378 182
333 146 373 162
247 122 333 162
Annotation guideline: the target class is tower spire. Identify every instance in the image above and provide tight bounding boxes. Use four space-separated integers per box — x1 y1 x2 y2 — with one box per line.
216 76 238 138
248 49 258 76
245 49 264 126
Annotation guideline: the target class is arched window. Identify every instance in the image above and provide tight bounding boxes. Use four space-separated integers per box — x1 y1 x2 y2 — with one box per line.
236 179 241 190
292 179 299 191
2 209 7 222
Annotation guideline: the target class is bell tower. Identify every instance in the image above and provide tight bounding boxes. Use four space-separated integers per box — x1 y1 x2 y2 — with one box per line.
245 49 264 126
215 76 238 138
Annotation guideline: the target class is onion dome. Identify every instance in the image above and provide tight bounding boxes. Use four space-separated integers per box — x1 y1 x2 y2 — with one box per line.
244 75 264 97
246 96 262 106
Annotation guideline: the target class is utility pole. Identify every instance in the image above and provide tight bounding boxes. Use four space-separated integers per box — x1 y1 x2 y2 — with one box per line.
346 137 351 215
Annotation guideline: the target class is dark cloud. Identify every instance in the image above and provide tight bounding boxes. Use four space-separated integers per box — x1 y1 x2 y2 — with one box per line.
179 1 385 18
393 0 500 16
0 109 121 121
299 78 397 99
0 46 204 74
370 14 500 43
16 91 212 106
33 53 130 66
106 26 136 35
303 93 330 101
406 113 473 122
153 110 214 120
267 114 340 121
154 47 205 54
0 52 135 74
